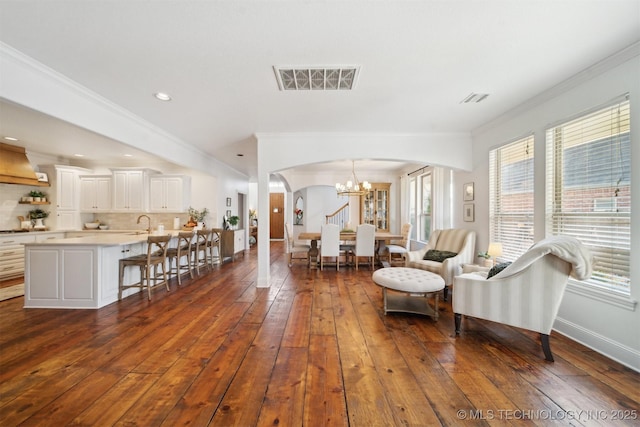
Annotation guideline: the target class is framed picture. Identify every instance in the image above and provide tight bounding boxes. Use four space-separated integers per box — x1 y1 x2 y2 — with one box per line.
226 210 231 217
463 203 475 222
226 197 232 207
463 182 474 201
36 172 49 183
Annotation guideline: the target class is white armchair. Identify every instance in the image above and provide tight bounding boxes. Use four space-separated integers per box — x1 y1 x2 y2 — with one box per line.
453 235 593 361
403 228 476 300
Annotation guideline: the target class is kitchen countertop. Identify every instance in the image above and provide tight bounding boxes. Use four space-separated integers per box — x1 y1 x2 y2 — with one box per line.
23 230 183 247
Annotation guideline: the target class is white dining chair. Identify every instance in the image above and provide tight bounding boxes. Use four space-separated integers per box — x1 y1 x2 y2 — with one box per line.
350 223 376 270
285 222 310 267
320 223 344 270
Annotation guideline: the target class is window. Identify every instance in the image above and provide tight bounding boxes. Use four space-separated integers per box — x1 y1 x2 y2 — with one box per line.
408 170 432 242
546 97 630 294
489 135 535 262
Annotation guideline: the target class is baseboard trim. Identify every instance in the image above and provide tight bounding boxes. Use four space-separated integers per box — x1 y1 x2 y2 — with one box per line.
554 316 640 373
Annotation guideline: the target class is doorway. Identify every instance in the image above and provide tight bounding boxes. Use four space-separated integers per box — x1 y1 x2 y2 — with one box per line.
269 193 284 239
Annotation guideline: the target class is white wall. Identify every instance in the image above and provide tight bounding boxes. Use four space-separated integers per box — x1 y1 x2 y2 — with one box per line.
456 48 639 370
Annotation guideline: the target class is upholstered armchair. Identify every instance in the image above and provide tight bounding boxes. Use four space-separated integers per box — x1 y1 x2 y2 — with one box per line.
453 235 592 361
403 228 476 300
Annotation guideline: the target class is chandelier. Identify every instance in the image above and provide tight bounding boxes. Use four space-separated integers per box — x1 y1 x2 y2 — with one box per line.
335 160 372 196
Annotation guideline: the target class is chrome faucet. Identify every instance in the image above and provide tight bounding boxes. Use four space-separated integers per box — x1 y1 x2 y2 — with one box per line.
136 214 151 233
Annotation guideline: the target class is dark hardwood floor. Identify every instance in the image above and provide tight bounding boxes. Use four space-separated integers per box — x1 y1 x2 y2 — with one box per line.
1 242 638 426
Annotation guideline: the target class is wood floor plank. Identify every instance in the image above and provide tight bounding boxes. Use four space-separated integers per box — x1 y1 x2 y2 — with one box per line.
256 347 308 426
0 243 638 426
303 334 349 426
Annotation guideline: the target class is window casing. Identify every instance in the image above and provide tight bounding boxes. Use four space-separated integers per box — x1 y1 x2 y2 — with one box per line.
489 135 535 262
545 97 630 294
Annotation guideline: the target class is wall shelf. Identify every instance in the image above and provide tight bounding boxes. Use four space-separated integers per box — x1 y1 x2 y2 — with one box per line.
19 201 51 205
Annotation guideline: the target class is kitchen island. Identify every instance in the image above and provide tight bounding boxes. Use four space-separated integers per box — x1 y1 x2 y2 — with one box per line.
23 231 179 309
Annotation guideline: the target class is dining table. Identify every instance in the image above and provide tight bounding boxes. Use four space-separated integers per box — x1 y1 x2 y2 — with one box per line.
298 230 404 268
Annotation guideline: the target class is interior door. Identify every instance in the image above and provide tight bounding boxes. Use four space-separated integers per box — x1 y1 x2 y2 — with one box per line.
269 193 284 239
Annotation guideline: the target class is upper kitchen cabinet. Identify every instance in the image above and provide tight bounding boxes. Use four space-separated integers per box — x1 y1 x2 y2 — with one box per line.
38 165 90 230
80 175 112 212
148 175 191 213
112 169 157 212
111 169 154 212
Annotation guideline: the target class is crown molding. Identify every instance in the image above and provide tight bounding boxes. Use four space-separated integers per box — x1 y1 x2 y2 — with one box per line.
473 41 640 136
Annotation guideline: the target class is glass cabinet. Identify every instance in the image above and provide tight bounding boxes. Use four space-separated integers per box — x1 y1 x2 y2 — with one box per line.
360 182 390 232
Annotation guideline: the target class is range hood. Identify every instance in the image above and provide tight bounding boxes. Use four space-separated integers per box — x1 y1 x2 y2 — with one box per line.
0 142 49 187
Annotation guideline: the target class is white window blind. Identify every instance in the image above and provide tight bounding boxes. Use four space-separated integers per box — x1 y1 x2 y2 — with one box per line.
546 97 631 293
489 135 535 262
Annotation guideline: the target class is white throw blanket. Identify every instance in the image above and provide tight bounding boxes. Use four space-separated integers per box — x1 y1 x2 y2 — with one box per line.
492 235 593 281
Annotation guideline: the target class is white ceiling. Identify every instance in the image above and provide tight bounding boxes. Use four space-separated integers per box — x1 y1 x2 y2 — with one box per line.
1 1 639 178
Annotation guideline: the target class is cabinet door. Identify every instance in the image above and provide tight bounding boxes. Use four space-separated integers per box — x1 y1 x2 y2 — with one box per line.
360 183 390 232
234 229 245 254
112 172 129 211
57 210 79 230
95 177 112 211
375 185 389 232
163 177 184 211
148 177 165 211
80 178 96 211
126 171 145 211
57 168 77 210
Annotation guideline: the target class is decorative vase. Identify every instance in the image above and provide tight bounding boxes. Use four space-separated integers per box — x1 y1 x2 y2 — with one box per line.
34 218 45 229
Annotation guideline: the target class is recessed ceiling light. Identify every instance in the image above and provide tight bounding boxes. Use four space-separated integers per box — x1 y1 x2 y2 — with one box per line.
153 92 172 101
123 154 133 157
74 153 84 157
3 136 19 141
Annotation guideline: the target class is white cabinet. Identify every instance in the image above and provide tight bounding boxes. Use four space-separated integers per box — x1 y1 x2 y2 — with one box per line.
112 170 152 212
221 229 245 262
149 175 190 212
0 234 34 280
38 165 90 231
80 176 112 212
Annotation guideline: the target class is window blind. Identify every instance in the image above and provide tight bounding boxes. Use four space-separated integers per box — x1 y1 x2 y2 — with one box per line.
545 97 630 293
489 135 535 262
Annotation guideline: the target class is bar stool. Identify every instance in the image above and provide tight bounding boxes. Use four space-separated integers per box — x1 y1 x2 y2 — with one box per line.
119 234 171 300
166 231 194 286
190 229 210 275
207 228 222 268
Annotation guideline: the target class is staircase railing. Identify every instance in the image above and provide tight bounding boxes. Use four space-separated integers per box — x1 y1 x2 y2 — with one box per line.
325 203 350 229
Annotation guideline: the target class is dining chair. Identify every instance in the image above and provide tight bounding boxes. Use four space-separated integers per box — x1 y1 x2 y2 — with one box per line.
350 223 376 270
166 231 194 286
285 222 310 267
206 228 222 267
387 223 412 266
190 229 210 275
320 223 344 270
118 234 171 300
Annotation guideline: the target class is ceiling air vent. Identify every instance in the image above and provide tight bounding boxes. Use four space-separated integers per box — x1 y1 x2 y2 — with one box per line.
460 93 490 103
274 66 360 91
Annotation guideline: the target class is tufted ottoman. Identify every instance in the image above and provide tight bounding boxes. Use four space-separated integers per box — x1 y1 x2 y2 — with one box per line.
372 267 445 320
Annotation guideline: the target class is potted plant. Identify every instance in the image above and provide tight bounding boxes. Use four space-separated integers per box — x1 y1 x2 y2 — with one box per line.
228 215 240 229
188 206 209 228
28 208 49 229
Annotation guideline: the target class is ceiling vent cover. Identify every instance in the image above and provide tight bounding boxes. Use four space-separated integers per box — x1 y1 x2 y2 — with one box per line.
274 66 360 91
460 93 490 103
